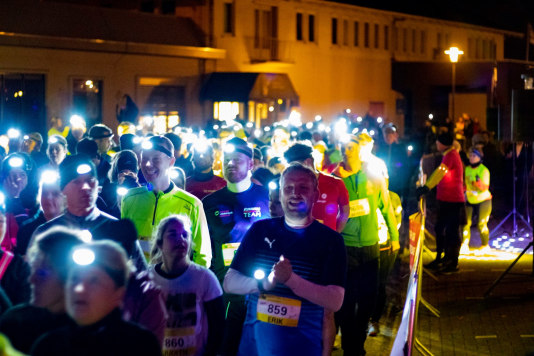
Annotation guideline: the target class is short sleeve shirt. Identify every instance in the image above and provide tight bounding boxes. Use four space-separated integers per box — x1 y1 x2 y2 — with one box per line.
230 218 347 356
437 149 465 202
150 263 222 356
312 172 349 230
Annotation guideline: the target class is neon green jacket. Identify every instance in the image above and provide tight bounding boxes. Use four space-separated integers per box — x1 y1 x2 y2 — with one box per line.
465 164 491 204
121 183 212 267
335 166 399 247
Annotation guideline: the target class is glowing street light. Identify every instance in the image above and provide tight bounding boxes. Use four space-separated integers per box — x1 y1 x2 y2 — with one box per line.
445 46 464 122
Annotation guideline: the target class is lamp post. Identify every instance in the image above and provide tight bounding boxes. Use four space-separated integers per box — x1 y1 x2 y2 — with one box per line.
444 47 464 121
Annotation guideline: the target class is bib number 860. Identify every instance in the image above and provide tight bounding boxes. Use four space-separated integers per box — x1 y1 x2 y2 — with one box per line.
267 304 288 316
165 337 185 349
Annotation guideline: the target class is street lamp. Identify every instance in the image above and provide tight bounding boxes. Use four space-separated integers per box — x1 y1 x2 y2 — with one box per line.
445 46 464 121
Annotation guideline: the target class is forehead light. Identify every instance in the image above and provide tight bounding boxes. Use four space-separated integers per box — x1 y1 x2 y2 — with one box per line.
117 187 128 196
254 269 265 280
8 157 24 168
41 170 59 184
224 144 235 154
268 181 278 190
169 170 179 180
7 129 20 139
141 140 153 150
48 136 58 144
0 192 5 206
76 164 91 175
72 248 95 266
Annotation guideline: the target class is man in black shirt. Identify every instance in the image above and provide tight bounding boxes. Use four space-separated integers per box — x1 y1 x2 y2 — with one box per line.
202 137 270 355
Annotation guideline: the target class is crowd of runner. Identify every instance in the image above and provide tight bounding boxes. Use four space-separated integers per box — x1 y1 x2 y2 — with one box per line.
0 111 506 355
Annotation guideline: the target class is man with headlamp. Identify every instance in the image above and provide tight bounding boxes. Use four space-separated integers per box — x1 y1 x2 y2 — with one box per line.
31 240 162 356
202 136 270 356
186 140 226 200
332 133 399 356
32 155 145 271
121 135 211 267
223 163 346 356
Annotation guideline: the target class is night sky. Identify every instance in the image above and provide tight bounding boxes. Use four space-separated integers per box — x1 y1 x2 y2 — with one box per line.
330 0 534 33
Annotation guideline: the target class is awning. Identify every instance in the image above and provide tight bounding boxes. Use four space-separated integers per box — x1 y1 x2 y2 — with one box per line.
200 72 299 104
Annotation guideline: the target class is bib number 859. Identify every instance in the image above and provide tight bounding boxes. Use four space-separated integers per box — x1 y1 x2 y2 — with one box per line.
267 304 287 316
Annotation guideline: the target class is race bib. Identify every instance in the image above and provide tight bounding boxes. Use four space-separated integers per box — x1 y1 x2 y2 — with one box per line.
349 198 370 218
163 327 196 356
257 294 301 327
222 242 241 266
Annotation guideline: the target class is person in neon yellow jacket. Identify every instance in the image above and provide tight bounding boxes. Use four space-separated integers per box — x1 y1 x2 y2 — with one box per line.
462 147 492 253
121 135 212 267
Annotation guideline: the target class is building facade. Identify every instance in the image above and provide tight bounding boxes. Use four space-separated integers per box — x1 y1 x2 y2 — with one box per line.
0 0 522 137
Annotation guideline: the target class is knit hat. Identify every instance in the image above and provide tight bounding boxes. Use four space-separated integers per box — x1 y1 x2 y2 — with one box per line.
1 153 32 180
76 138 99 159
284 143 313 163
437 132 453 146
468 147 483 159
59 154 97 190
116 150 138 174
224 137 253 158
88 124 113 139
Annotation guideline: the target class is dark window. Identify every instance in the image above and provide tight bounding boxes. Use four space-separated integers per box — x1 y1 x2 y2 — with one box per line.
254 9 260 48
364 22 369 48
437 32 442 49
296 13 303 41
343 20 349 46
0 73 46 136
420 30 426 53
412 29 416 52
374 24 379 48
142 86 186 123
354 21 359 46
332 18 338 44
308 15 315 42
161 0 175 15
140 0 154 13
72 79 103 129
384 25 389 50
224 3 234 34
402 28 407 52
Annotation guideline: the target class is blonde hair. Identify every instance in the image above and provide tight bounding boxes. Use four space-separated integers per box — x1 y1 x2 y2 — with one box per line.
150 215 193 265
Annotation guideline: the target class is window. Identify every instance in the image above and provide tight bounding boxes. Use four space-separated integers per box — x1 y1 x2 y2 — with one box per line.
384 25 389 50
343 20 349 46
332 18 338 44
483 39 489 59
0 73 46 135
374 24 379 48
402 28 407 52
468 38 474 58
412 29 416 52
437 32 442 49
308 15 315 42
72 78 103 129
475 38 481 58
354 21 359 46
296 13 303 41
161 0 175 15
364 22 369 48
141 85 185 132
223 2 234 34
420 30 426 54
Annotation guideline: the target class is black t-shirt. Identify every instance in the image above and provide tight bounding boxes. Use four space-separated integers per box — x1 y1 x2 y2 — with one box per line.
0 304 72 354
202 184 270 283
31 309 162 356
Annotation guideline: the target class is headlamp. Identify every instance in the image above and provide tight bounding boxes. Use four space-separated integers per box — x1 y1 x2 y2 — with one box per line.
41 170 59 185
141 140 153 150
254 129 262 138
79 230 93 243
133 136 143 144
70 115 86 128
356 116 363 123
224 144 235 154
193 140 209 154
407 145 414 152
23 135 30 140
8 156 24 168
0 192 5 208
213 124 220 130
76 164 91 175
116 187 128 196
264 127 271 132
246 122 254 128
72 247 95 266
7 129 20 139
268 181 278 190
314 115 322 122
48 136 58 144
377 117 383 124
306 122 314 129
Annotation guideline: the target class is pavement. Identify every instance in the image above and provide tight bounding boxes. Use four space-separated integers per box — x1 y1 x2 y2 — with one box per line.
332 212 534 356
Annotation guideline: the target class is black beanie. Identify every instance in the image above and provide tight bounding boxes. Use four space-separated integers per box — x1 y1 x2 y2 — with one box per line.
437 132 453 146
284 143 313 163
59 155 97 190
